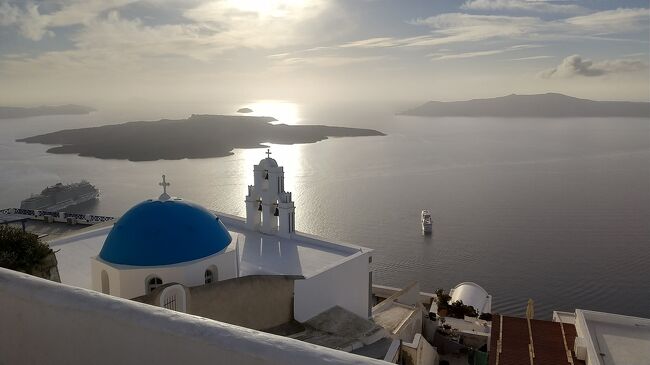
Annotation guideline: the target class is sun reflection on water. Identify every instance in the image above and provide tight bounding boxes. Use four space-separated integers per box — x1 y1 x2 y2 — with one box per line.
240 100 302 125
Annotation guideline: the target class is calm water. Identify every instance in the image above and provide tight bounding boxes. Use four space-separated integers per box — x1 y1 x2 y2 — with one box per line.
1 101 648 319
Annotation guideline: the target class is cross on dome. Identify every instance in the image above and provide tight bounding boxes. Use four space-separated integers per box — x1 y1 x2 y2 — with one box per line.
266 149 272 159
158 175 171 201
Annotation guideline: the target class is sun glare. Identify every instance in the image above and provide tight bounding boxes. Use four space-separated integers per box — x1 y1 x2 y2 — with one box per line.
225 0 310 17
243 101 302 125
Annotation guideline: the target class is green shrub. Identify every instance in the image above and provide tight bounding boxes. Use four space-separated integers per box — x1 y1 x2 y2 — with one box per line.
479 312 493 321
448 300 478 319
435 288 452 309
0 225 53 274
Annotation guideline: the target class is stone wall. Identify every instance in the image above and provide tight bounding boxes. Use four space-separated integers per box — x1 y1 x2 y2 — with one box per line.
135 275 298 331
31 252 61 282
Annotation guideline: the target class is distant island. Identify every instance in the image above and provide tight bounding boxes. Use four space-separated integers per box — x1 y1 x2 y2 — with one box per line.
237 108 253 113
0 104 95 119
17 114 385 161
400 93 650 118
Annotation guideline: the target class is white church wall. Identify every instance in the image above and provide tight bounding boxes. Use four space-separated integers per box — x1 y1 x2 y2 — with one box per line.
91 259 122 296
91 237 239 299
294 251 372 322
0 268 387 365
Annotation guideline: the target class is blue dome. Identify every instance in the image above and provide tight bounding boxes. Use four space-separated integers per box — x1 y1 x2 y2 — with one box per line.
99 199 232 266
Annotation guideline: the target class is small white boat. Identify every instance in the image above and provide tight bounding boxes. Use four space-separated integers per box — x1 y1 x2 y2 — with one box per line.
421 209 433 234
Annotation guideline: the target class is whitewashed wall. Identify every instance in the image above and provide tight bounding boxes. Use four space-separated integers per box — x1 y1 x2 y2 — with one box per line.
402 334 438 365
0 268 388 365
294 251 372 322
91 237 239 299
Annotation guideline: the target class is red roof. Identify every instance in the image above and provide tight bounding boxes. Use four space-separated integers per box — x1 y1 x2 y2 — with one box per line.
489 315 585 365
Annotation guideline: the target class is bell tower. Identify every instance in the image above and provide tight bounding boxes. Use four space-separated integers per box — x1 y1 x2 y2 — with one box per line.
245 149 296 237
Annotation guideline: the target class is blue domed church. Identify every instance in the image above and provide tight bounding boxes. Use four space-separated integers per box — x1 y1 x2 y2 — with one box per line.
68 153 374 323
90 176 238 299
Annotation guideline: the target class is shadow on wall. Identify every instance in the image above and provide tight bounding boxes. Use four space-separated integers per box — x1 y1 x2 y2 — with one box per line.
133 275 303 331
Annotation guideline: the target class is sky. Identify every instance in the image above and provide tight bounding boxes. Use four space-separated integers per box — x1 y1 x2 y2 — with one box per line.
0 0 648 107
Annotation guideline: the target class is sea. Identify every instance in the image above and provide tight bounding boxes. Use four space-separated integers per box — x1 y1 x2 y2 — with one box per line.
1 100 648 319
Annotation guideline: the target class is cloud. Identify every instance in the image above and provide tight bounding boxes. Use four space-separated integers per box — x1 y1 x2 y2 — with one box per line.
0 0 337 51
345 13 541 49
0 0 344 78
0 2 20 25
540 54 648 78
271 55 385 68
509 55 553 61
429 44 541 61
429 49 505 60
461 0 587 14
0 0 139 40
320 7 649 56
340 37 405 49
182 0 334 50
565 7 650 33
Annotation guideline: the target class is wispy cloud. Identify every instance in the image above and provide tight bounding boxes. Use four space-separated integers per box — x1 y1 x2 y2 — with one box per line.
564 8 649 33
344 8 650 51
623 52 649 58
272 55 386 68
461 0 588 14
540 54 648 78
429 44 541 61
509 55 554 61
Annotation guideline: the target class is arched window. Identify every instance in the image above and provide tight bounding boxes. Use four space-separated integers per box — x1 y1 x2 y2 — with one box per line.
146 275 163 294
101 270 110 294
205 265 218 284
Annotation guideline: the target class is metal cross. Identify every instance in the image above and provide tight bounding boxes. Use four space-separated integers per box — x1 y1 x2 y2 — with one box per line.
159 175 170 195
266 149 272 158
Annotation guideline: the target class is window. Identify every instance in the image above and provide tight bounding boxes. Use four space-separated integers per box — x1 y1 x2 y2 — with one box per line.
205 265 218 284
146 276 163 294
100 270 110 294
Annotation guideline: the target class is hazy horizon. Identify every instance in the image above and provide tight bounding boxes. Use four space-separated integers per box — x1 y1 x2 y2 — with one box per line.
1 0 649 109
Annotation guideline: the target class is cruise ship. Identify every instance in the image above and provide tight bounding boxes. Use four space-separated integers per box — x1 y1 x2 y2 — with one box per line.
20 181 99 211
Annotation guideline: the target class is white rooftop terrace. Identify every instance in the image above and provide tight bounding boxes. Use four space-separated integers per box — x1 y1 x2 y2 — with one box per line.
50 210 369 290
0 267 388 365
554 309 650 365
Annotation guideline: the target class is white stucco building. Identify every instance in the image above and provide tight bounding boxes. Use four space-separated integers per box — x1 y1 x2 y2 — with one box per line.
52 152 373 322
448 281 492 314
553 309 650 365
